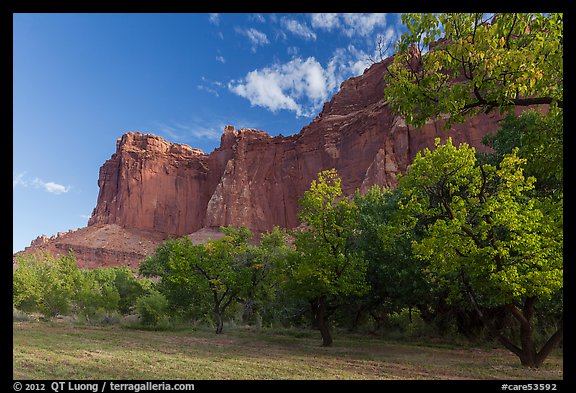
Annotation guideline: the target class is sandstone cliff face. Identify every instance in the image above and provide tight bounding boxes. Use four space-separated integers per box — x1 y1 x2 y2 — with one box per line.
19 57 509 268
88 59 501 237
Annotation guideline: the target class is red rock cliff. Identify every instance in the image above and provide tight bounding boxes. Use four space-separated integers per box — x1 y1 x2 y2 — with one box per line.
19 56 519 268
88 58 502 237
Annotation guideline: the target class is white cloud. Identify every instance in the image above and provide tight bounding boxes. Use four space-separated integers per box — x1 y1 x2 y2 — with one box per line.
14 172 71 194
227 15 402 119
341 13 388 37
40 181 70 194
309 13 389 38
235 27 270 52
287 46 299 56
208 13 220 25
197 84 219 97
13 172 26 188
228 41 387 118
197 77 224 97
281 18 316 41
215 55 226 64
310 13 340 30
229 57 340 117
329 44 372 76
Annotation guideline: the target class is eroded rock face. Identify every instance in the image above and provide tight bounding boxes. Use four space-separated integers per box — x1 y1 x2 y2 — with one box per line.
88 59 500 238
19 57 512 268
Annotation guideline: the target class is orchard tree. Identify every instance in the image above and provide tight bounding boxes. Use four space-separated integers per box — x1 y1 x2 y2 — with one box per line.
348 185 432 331
396 138 562 367
140 226 271 334
287 169 367 346
239 227 291 324
75 268 121 321
385 13 562 127
13 251 81 318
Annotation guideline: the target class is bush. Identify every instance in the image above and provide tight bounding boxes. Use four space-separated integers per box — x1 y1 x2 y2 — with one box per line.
13 251 80 318
383 308 440 340
75 269 120 321
136 290 170 328
113 267 146 314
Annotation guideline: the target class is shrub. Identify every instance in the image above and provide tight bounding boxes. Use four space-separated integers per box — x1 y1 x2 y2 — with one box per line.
13 251 80 318
136 290 170 328
75 269 120 321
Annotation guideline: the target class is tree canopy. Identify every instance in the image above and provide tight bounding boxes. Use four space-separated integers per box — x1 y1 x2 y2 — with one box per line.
384 13 563 127
396 137 563 367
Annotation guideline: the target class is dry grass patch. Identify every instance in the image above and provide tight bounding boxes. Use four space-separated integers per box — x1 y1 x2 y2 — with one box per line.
13 321 562 380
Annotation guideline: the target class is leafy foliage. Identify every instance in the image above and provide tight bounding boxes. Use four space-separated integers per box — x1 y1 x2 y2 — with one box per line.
396 137 562 367
385 13 563 127
13 251 147 321
139 226 283 334
136 289 170 328
290 169 367 299
75 268 121 321
285 169 367 346
479 109 563 194
13 251 80 317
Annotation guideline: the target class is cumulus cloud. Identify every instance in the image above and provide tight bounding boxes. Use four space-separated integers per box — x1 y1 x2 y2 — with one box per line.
310 13 340 30
341 13 388 37
281 17 316 41
235 27 270 52
13 172 71 194
229 53 364 118
229 57 338 117
227 14 401 118
309 13 389 38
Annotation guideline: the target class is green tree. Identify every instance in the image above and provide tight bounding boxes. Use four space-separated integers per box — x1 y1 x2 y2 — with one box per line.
396 138 562 367
239 227 291 325
136 289 170 328
349 185 433 331
139 226 270 334
478 109 563 195
113 266 147 315
139 238 206 321
287 169 368 346
13 251 80 318
385 13 562 127
74 268 120 321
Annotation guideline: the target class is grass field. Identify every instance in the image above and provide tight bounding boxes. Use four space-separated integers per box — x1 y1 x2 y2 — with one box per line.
13 321 563 380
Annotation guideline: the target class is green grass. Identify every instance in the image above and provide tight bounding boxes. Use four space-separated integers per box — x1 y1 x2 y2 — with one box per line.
13 321 562 380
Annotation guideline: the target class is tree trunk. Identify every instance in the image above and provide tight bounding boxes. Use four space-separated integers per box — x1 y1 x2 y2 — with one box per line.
214 307 224 334
242 299 254 324
535 325 563 368
501 297 562 368
517 298 537 367
313 296 333 347
464 285 562 368
500 297 538 367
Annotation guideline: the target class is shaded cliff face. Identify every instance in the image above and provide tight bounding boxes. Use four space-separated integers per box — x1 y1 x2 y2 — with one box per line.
88 59 500 237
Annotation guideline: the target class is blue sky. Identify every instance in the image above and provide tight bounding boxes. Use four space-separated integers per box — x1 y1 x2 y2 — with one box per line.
13 13 406 252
